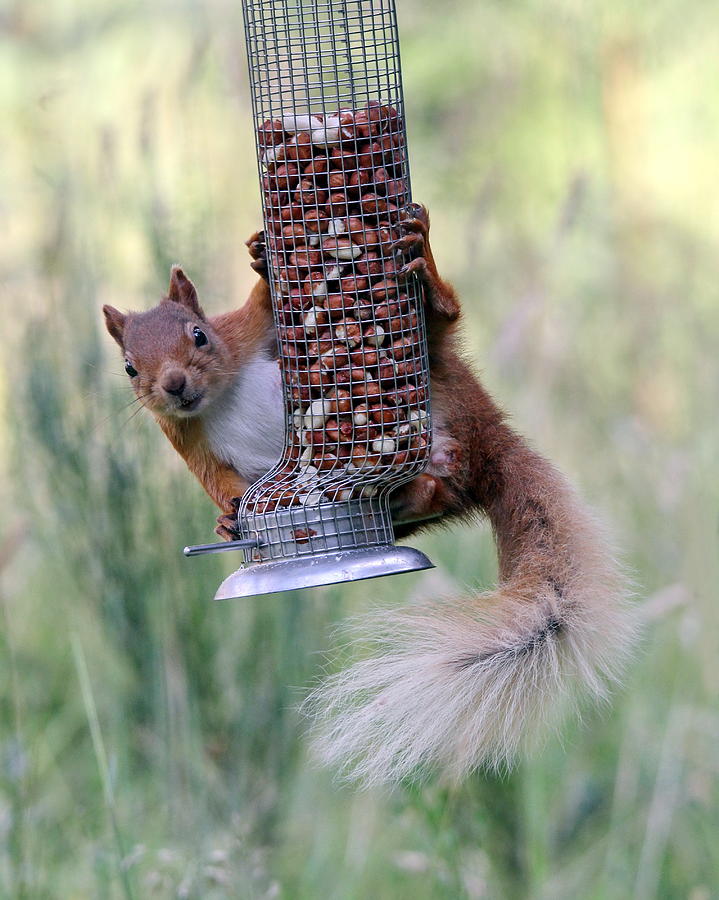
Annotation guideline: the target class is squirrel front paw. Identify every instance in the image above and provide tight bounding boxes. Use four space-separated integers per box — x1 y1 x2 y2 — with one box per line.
215 514 240 541
245 230 269 281
215 498 242 541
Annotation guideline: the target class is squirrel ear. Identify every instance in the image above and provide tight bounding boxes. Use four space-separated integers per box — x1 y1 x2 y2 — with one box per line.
103 305 126 347
168 265 204 318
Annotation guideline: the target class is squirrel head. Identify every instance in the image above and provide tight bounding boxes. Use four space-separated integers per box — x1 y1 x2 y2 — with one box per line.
103 266 234 418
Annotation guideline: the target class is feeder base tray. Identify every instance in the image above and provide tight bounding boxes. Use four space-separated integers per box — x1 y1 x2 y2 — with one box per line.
214 545 434 600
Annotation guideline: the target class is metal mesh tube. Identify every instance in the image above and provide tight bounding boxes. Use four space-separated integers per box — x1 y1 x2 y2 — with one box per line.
240 0 431 564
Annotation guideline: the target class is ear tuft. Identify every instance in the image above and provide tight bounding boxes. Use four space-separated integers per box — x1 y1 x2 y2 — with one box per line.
168 265 204 318
103 305 126 347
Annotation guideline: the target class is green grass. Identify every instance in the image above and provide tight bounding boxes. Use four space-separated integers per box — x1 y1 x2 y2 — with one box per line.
1 0 718 897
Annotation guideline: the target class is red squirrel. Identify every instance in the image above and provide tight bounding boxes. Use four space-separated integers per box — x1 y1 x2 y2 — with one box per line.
104 204 636 782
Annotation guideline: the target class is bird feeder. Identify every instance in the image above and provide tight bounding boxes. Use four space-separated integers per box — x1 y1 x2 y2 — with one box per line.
188 0 434 598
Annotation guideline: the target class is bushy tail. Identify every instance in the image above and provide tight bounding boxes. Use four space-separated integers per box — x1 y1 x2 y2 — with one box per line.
306 446 638 785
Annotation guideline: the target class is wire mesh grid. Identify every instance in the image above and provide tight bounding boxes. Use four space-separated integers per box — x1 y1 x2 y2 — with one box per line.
240 0 431 563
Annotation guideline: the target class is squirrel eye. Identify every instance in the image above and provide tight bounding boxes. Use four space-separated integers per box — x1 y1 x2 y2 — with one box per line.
124 360 138 377
193 326 208 348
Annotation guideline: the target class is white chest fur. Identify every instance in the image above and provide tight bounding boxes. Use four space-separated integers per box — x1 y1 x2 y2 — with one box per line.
202 355 286 482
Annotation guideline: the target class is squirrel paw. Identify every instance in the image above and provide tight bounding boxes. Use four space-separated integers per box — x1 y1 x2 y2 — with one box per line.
390 473 440 522
215 517 240 541
245 230 269 280
391 437 461 522
393 204 460 322
399 202 430 235
215 501 242 541
393 204 429 267
397 256 429 281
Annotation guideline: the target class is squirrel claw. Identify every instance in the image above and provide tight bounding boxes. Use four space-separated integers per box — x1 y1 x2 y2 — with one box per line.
246 230 269 280
245 230 266 257
215 511 241 541
398 257 428 282
392 232 425 259
215 524 238 541
392 232 425 271
398 203 429 236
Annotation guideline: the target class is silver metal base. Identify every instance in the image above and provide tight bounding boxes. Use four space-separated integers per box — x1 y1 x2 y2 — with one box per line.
214 545 434 600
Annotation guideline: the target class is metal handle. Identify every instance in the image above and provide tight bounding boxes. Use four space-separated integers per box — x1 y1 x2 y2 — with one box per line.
183 538 262 557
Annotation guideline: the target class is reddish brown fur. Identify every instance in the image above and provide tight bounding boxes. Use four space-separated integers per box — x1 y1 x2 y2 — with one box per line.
157 276 277 528
388 209 550 587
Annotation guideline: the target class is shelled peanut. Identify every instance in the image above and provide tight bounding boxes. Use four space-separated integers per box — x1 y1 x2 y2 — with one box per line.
250 101 430 512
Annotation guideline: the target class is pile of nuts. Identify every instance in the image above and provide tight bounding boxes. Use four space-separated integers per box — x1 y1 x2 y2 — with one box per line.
250 101 430 512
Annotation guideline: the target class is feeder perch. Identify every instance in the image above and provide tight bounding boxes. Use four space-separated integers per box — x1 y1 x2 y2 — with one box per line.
188 0 434 599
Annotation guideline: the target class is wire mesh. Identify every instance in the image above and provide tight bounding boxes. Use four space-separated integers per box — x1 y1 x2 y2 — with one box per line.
240 0 431 563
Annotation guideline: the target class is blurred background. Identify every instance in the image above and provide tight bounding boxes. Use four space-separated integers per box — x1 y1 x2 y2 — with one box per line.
1 0 717 897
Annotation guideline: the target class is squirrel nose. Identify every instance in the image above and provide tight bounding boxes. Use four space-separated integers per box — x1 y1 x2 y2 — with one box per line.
162 370 187 397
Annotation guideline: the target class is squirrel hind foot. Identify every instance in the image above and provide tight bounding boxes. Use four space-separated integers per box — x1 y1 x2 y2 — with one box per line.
398 203 430 234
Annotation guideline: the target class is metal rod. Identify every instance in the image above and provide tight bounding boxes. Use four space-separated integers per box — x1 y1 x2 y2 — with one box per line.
183 539 262 557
